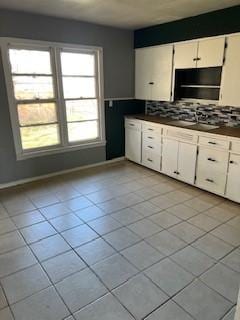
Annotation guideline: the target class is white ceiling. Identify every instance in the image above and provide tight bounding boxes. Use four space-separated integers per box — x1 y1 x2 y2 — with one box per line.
0 0 240 29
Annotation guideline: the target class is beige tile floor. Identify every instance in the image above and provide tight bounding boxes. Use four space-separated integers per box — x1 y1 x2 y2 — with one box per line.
0 160 239 320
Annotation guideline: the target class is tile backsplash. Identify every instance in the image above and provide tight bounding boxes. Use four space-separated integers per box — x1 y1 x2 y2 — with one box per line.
146 101 240 127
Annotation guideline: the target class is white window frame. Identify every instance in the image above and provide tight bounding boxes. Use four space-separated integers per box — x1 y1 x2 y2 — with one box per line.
0 37 106 160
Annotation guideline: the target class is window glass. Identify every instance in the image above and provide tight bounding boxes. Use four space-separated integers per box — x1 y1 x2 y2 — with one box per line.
61 52 95 76
68 120 98 142
66 99 98 122
20 124 60 150
18 103 57 126
12 76 54 100
62 77 96 99
9 49 52 74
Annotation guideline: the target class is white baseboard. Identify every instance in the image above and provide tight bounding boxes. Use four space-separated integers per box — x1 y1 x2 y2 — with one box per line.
0 157 125 189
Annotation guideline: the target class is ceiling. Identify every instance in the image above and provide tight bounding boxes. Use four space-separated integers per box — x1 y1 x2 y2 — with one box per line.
0 0 240 29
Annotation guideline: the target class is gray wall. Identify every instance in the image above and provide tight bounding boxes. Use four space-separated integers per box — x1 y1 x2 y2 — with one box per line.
0 9 134 184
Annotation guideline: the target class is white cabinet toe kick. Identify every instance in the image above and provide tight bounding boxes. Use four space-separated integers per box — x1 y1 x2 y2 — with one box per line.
125 117 240 204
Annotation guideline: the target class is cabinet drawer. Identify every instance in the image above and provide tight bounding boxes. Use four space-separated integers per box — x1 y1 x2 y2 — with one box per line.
125 119 141 131
142 122 162 134
197 147 229 172
142 132 161 153
142 150 161 172
231 140 240 153
199 136 229 150
163 128 198 143
196 167 227 195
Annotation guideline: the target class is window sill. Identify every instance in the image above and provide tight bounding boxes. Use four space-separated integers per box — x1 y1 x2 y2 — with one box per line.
16 140 106 161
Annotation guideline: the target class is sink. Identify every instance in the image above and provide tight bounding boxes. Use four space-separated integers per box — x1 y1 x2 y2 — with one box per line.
192 123 219 131
167 120 196 127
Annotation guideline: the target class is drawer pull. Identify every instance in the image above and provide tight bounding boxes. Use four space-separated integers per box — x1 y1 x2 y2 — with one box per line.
207 158 216 162
148 128 154 131
230 160 235 164
206 178 214 183
174 171 180 175
147 158 153 162
149 82 154 85
148 136 154 139
147 146 154 149
208 141 217 145
129 123 135 127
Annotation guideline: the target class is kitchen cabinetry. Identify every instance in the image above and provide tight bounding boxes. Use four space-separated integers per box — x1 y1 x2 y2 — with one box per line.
125 116 240 203
174 42 198 69
220 35 240 107
226 154 240 202
162 138 179 178
196 146 228 194
125 119 142 164
197 38 225 68
177 142 197 184
174 38 225 69
162 138 197 184
135 45 173 101
141 122 162 172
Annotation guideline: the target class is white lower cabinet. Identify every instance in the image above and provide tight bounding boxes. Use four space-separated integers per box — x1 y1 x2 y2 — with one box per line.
226 154 240 202
162 139 197 184
125 117 240 203
162 138 179 179
125 120 142 164
177 142 197 184
142 132 161 172
142 149 161 171
196 147 228 195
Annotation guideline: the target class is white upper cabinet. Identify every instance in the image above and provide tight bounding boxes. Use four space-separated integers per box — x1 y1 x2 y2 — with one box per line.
220 35 240 107
135 47 153 100
174 37 225 69
174 42 198 69
197 37 225 68
135 45 173 101
151 45 173 101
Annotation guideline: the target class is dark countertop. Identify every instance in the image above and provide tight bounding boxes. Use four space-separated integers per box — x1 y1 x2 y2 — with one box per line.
127 114 240 139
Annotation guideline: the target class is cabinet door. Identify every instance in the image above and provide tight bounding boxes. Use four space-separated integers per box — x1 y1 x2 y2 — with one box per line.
226 154 240 203
161 138 178 178
197 37 225 68
174 42 198 69
151 45 173 101
125 128 141 164
135 48 153 100
220 35 240 107
177 142 197 184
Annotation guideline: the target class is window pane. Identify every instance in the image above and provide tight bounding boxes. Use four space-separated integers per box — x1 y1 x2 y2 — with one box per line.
63 77 96 99
18 103 57 126
61 52 95 76
20 124 60 150
13 76 54 100
66 99 98 122
68 121 98 142
9 49 52 74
